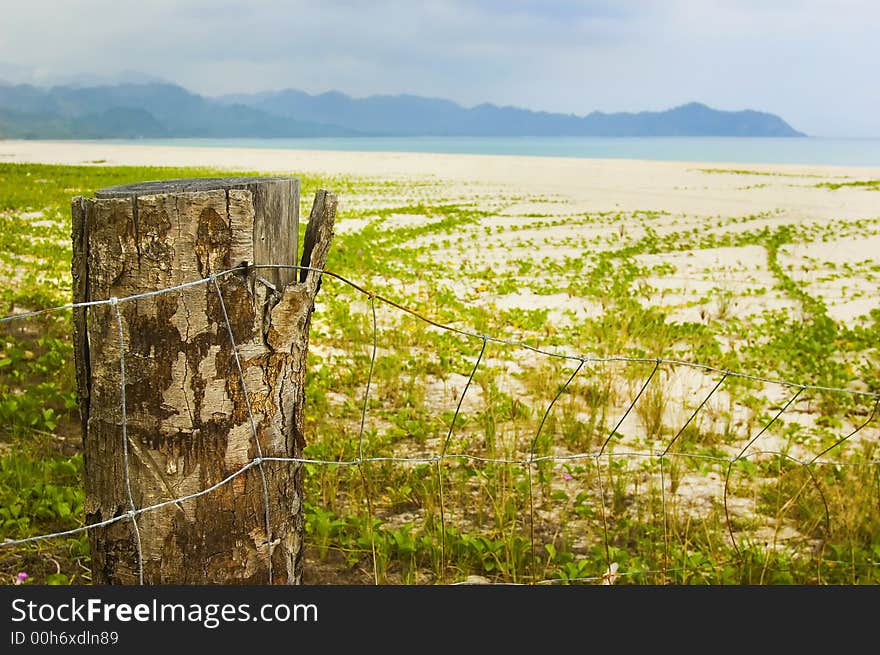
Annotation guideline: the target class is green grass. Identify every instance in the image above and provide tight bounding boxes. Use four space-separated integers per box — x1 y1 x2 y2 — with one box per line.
1 161 879 585
697 168 791 177
815 179 880 191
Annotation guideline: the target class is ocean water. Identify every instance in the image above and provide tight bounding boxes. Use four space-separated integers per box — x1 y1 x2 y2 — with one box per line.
96 136 880 167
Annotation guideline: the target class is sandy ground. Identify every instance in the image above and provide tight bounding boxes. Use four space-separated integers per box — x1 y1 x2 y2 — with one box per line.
4 137 878 312
4 138 878 328
2 138 879 214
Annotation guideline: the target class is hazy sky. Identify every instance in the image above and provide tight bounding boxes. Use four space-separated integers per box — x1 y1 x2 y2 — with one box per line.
0 0 877 136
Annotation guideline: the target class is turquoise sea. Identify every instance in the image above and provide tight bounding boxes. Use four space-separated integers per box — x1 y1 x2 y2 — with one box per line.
96 136 880 167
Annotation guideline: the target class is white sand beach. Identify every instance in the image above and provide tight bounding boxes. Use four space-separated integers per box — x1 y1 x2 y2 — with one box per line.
2 139 879 217
4 135 879 285
3 138 879 331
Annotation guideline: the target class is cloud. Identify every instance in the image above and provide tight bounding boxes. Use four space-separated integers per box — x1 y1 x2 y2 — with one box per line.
0 0 876 135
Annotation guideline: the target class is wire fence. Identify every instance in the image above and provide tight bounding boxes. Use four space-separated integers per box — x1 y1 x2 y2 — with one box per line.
1 263 879 585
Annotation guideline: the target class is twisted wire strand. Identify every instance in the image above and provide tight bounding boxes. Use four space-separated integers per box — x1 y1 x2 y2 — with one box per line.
438 336 487 582
211 274 274 584
111 297 144 585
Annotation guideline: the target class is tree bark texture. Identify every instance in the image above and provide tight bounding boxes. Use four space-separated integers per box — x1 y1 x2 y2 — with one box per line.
71 177 336 584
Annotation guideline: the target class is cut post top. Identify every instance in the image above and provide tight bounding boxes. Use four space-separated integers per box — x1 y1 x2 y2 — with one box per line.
95 176 298 198
87 175 301 290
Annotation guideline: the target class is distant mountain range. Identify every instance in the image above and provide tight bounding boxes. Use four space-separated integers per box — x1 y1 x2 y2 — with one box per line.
0 81 806 139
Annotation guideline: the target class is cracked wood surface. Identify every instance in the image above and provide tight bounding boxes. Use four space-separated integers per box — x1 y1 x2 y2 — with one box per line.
71 178 336 584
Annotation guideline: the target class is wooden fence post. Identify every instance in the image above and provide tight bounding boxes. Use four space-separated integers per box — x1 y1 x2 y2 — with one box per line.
71 177 336 584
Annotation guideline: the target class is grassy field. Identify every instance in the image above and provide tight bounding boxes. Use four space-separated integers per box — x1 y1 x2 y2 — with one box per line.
1 161 879 585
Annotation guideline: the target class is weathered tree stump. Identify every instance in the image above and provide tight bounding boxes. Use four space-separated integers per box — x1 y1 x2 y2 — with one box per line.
71 177 336 584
